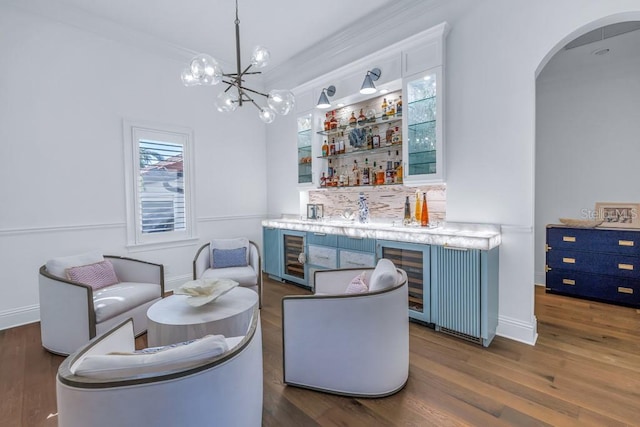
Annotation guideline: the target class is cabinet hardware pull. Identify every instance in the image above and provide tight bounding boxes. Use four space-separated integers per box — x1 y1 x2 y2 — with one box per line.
562 257 576 264
618 263 634 271
619 240 635 247
443 246 468 251
562 279 575 285
545 265 552 272
349 262 367 266
317 255 330 260
313 233 327 236
563 236 576 242
618 287 634 294
545 244 552 252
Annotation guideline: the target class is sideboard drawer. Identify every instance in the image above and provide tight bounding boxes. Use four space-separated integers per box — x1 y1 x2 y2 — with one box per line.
547 226 640 256
307 245 337 269
547 270 640 306
339 250 376 269
547 249 640 279
306 232 338 247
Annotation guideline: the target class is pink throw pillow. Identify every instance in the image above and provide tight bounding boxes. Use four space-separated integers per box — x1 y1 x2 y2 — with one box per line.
345 272 368 294
66 260 119 290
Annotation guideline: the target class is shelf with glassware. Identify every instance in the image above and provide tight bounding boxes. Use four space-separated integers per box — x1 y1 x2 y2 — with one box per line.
403 67 444 184
297 113 313 185
315 91 405 189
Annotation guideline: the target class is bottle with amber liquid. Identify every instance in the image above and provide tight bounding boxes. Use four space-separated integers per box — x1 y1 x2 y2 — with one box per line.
321 139 329 157
421 192 430 227
396 96 402 116
352 160 361 186
329 138 336 155
349 111 357 127
387 99 395 117
324 113 330 131
375 165 385 185
381 98 388 119
414 190 422 223
330 111 338 130
358 109 367 125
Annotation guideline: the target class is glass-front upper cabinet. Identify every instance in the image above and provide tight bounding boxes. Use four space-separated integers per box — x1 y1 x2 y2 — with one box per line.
297 113 313 185
402 66 444 184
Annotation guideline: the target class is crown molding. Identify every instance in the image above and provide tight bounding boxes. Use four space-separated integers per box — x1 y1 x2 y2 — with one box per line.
264 0 458 89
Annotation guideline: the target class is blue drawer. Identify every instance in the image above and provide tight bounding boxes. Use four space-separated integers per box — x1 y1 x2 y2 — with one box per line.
337 236 376 253
547 270 640 307
547 249 640 280
547 226 640 256
306 232 337 247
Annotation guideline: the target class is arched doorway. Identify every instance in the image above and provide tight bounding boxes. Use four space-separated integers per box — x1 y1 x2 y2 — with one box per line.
534 17 640 292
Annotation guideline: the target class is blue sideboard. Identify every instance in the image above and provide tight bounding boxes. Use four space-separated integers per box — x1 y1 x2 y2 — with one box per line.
263 221 501 347
546 225 640 307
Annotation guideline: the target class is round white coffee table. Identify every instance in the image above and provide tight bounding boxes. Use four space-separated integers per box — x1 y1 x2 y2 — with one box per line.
146 286 258 347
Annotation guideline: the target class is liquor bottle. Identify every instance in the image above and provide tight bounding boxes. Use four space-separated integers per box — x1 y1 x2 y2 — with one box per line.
328 159 334 180
403 196 411 226
381 98 388 120
362 158 370 185
396 96 402 117
394 150 403 184
387 99 395 117
321 139 329 157
415 190 422 223
349 111 357 126
366 128 373 149
358 109 367 125
324 113 330 131
320 172 327 188
372 124 380 148
337 138 343 155
385 124 394 145
376 165 385 185
392 126 401 144
330 111 338 130
385 151 394 184
421 192 429 227
352 160 361 186
330 138 336 155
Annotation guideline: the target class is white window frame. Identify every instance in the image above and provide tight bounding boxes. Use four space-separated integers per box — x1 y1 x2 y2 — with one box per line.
123 120 197 248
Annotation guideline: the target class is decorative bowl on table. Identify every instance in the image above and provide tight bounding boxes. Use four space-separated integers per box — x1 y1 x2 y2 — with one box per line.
174 278 239 307
558 218 604 228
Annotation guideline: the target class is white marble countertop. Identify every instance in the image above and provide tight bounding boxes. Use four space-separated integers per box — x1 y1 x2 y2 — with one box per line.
262 218 501 250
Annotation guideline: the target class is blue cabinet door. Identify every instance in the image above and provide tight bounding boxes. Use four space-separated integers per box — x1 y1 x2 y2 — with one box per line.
431 246 499 347
377 240 431 323
263 227 281 277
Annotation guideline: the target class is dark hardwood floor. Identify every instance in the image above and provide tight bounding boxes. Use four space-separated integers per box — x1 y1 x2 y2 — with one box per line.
1 279 639 426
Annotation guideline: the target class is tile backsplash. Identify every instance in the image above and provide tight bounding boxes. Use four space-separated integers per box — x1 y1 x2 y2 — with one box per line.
308 185 446 222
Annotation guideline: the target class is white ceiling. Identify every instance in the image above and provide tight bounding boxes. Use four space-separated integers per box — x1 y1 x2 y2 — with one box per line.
36 0 396 69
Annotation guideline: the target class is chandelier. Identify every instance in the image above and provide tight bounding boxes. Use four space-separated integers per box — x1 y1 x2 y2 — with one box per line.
180 0 295 123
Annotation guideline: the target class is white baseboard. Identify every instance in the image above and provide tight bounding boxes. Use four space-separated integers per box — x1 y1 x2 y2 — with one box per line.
0 304 40 331
497 315 538 345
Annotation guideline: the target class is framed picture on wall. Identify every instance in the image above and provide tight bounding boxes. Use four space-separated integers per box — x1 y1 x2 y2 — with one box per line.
595 202 640 229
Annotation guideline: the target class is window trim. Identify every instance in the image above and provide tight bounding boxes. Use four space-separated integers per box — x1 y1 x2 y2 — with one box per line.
123 119 197 247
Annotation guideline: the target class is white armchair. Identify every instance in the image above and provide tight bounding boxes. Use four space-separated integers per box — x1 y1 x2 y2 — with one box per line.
282 259 409 397
193 238 262 307
39 252 164 355
56 306 263 427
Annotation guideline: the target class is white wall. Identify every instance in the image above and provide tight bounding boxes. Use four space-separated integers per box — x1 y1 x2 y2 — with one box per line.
535 30 640 284
0 5 268 329
264 0 640 344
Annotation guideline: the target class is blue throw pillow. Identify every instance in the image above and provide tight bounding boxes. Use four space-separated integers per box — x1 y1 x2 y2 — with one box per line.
212 247 247 268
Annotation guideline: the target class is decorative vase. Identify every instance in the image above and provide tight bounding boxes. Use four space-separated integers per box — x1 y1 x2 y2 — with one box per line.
358 192 369 224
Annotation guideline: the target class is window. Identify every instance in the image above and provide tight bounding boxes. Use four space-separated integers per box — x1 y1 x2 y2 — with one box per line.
124 121 196 247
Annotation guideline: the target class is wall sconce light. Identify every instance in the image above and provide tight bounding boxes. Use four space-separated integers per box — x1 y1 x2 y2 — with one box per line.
316 85 336 109
359 68 381 95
